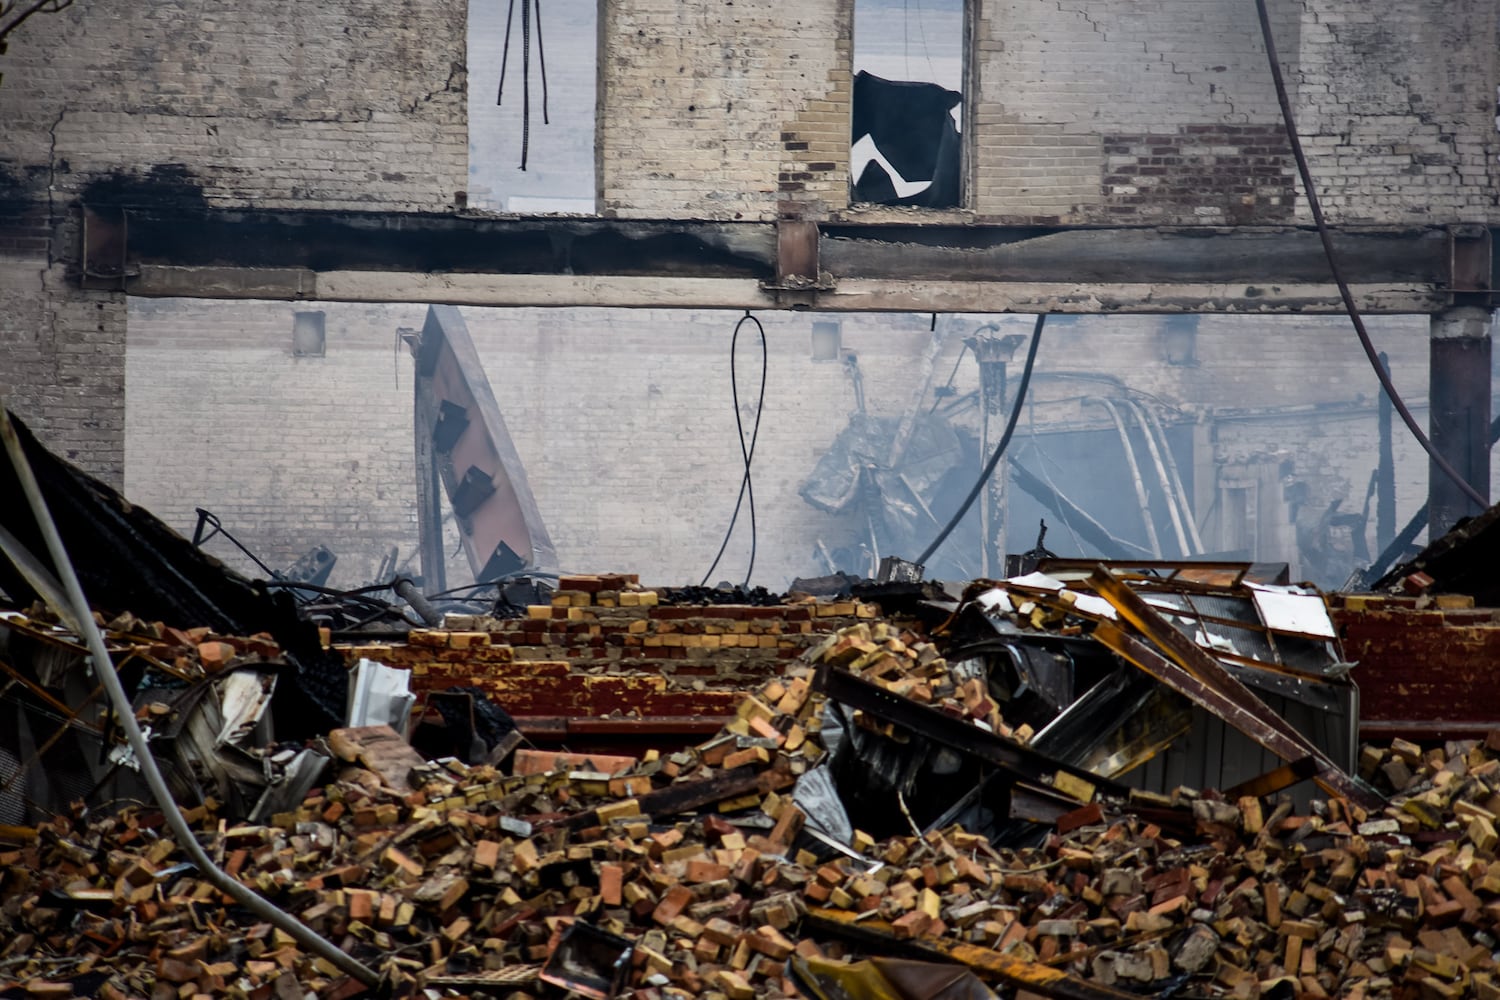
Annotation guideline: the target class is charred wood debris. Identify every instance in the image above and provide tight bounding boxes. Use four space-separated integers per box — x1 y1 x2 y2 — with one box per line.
4 416 1500 1000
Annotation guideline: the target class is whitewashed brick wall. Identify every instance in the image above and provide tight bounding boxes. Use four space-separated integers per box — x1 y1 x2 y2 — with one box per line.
125 300 1462 590
598 0 854 220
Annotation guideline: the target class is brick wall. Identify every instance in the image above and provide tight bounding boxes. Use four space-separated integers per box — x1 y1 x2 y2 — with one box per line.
0 0 467 484
598 0 854 220
125 300 1473 591
0 262 126 485
0 0 468 213
599 0 1498 224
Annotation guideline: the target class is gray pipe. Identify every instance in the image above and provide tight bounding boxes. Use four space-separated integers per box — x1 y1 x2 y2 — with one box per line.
0 522 84 633
0 407 380 988
394 576 444 626
1085 397 1162 558
1120 398 1190 557
1131 399 1205 555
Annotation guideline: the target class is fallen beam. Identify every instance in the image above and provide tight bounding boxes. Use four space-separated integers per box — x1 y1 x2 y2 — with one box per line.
804 907 1145 1000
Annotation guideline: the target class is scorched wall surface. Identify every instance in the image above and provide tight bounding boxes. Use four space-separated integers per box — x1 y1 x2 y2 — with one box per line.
0 0 468 481
124 300 1457 591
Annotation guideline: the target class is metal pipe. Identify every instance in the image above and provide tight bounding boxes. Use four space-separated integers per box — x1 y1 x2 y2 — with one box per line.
1118 399 1187 557
1085 397 1162 558
1131 400 1205 556
0 522 84 633
393 576 444 626
0 406 380 988
1120 398 1192 556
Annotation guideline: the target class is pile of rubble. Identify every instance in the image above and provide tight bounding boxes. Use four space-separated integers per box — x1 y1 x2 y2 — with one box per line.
4 566 1500 1000
348 573 887 731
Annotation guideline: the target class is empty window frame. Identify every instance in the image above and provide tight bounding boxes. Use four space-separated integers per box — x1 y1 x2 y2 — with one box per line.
850 0 965 209
468 0 598 213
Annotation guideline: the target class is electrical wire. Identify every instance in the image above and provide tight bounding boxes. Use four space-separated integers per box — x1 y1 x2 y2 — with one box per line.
700 312 768 588
1253 0 1486 512
916 313 1046 566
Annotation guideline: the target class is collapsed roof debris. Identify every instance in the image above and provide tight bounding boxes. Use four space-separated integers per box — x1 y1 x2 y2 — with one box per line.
3 568 1499 1000
0 412 352 738
8 417 1500 1000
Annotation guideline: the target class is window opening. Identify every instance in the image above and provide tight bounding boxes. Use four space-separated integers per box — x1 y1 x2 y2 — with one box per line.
850 0 965 209
468 0 597 213
291 311 326 358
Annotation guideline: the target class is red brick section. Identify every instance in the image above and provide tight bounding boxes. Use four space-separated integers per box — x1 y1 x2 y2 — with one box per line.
0 206 51 255
1331 593 1500 741
338 589 884 733
1101 124 1294 224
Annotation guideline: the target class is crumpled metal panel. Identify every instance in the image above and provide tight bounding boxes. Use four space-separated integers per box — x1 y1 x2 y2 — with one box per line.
413 306 557 586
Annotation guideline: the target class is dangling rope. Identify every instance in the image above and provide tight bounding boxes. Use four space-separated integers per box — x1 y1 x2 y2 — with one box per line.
497 0 550 170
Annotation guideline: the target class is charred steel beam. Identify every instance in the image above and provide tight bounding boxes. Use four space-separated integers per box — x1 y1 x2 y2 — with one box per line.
88 206 1457 284
1428 306 1493 537
92 207 778 279
812 662 1130 799
75 204 1494 314
819 225 1451 285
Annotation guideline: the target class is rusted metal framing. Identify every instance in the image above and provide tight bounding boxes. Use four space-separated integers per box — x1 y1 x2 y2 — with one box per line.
1086 567 1380 808
74 205 1493 315
812 662 1131 800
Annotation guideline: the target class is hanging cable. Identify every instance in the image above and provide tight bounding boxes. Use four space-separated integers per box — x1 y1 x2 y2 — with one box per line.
519 0 531 169
916 313 1045 566
533 0 549 125
1253 0 1486 511
700 312 768 588
497 0 549 170
497 0 515 104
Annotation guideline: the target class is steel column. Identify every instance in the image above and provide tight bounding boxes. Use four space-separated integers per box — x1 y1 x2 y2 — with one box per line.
1429 306 1492 537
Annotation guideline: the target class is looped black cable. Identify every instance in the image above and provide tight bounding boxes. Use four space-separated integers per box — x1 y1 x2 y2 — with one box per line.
701 311 768 588
916 313 1046 566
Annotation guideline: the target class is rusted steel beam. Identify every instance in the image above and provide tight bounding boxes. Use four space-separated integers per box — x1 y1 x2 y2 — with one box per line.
804 907 1145 1000
1090 620 1380 808
813 662 1130 799
1088 568 1329 759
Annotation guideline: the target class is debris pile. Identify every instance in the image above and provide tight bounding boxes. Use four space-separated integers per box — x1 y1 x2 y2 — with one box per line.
349 575 892 744
5 609 1500 1000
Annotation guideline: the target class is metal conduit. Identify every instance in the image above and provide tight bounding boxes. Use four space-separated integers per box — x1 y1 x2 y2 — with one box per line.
1120 398 1200 556
1130 400 1205 555
1085 397 1163 558
1117 398 1190 557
